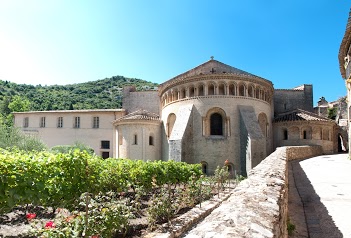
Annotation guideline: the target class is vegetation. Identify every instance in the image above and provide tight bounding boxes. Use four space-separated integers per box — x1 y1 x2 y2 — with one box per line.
0 149 236 237
0 123 46 151
327 107 337 120
51 141 94 155
0 76 158 113
287 218 296 236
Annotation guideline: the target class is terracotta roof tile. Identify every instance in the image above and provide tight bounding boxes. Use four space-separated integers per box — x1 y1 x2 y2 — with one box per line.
114 109 160 122
273 109 332 123
159 59 272 90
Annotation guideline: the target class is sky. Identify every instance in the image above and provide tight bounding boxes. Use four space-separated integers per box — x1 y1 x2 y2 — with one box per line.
0 0 350 105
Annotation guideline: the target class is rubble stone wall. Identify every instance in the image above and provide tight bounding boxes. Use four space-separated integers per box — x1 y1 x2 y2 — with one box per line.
286 145 323 160
184 145 324 238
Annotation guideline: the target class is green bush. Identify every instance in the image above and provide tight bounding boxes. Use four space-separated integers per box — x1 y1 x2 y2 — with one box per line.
0 124 46 151
51 141 94 155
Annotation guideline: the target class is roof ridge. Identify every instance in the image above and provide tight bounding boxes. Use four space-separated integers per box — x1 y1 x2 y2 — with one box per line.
274 108 333 123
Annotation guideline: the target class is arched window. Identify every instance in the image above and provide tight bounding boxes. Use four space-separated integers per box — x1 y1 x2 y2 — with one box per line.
302 126 312 139
255 87 260 99
201 162 208 175
198 84 204 96
180 88 186 99
210 113 223 135
149 136 154 145
218 83 225 95
248 85 254 97
258 113 268 137
239 84 245 96
229 84 236 95
208 83 215 95
189 86 195 97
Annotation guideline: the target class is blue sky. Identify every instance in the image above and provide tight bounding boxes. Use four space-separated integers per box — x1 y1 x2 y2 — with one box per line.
0 1 350 105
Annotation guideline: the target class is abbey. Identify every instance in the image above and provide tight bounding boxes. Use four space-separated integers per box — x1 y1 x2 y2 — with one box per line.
13 58 345 175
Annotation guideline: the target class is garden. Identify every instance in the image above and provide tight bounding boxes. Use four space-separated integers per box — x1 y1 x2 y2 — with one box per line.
0 148 238 238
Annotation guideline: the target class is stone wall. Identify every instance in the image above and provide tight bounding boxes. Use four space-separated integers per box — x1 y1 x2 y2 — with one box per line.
161 96 272 175
286 145 323 160
122 86 160 114
238 105 266 176
274 85 313 115
184 146 324 237
184 147 289 238
168 104 194 162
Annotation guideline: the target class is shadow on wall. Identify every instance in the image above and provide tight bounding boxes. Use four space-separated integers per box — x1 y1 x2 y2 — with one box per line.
289 160 343 238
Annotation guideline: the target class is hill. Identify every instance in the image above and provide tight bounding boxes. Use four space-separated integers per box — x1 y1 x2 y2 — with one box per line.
0 76 158 112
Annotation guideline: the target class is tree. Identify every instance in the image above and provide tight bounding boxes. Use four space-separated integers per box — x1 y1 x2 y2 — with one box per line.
8 95 31 112
327 107 337 120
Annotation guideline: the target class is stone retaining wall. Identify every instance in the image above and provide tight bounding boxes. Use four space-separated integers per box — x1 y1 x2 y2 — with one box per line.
286 145 323 160
148 146 324 237
184 147 289 238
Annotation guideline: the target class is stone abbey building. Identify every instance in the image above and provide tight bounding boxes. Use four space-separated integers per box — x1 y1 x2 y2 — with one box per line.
13 58 345 175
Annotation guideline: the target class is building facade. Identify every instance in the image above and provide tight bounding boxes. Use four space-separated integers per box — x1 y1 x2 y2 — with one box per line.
339 8 351 157
13 58 344 175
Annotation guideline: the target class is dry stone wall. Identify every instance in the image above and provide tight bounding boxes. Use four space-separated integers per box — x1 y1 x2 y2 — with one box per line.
146 146 324 238
184 147 289 238
286 145 323 160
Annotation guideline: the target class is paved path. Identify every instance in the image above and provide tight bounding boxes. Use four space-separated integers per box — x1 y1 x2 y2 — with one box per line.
290 154 351 238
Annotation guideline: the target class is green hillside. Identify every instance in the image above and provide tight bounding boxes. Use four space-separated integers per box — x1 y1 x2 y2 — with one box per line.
0 76 158 112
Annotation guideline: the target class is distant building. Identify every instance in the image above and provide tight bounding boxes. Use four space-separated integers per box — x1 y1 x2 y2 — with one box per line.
13 58 345 176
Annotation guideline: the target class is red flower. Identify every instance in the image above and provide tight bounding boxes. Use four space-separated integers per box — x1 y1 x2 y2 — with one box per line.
45 221 56 229
91 235 100 238
26 213 36 220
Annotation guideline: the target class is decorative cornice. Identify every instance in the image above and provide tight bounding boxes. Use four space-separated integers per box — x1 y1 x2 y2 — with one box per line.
159 74 273 96
162 95 271 109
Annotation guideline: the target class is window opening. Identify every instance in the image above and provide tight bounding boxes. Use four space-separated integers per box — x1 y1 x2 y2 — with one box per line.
283 129 288 140
57 117 63 128
101 152 109 159
133 134 138 145
24 117 29 128
93 116 99 128
149 136 154 146
74 117 80 128
40 117 46 128
101 140 110 149
210 113 223 135
201 163 208 175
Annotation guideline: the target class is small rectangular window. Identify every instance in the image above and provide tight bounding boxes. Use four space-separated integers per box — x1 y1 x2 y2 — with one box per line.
93 116 99 128
283 130 288 140
23 117 29 128
101 140 110 149
101 152 109 159
57 117 63 128
40 117 46 128
133 134 138 145
74 117 80 128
